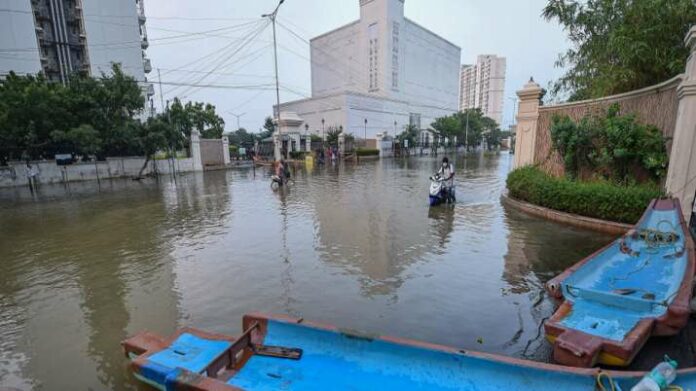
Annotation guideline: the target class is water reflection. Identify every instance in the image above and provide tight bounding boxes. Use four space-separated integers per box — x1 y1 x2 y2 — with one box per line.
1 153 624 390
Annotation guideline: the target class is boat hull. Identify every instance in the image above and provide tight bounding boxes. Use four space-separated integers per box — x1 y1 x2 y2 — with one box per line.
123 313 696 390
544 198 695 367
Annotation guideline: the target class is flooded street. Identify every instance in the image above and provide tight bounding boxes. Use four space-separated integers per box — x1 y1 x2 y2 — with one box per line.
0 152 662 390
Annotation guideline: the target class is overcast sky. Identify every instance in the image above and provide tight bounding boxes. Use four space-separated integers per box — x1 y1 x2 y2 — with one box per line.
144 0 569 133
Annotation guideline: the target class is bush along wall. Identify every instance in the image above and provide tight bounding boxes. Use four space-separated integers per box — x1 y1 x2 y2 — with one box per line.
506 166 663 224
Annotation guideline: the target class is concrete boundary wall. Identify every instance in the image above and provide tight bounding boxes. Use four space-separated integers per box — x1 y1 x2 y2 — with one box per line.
0 157 195 188
514 26 696 219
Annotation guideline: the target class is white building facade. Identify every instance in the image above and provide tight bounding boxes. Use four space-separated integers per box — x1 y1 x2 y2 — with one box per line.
460 54 506 125
0 0 153 102
277 0 461 144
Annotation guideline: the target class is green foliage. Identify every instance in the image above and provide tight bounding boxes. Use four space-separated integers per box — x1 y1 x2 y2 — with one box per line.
325 126 342 146
356 148 380 156
0 65 226 163
227 127 257 146
507 166 663 223
0 64 143 160
168 98 225 139
310 134 323 142
397 124 419 145
543 0 696 100
550 104 668 182
430 109 499 149
50 124 102 157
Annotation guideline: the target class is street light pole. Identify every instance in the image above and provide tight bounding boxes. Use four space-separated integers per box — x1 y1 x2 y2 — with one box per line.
262 0 285 161
228 111 246 131
321 118 325 147
465 109 470 152
364 118 367 144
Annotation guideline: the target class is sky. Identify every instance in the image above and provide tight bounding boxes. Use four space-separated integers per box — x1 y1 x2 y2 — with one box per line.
144 0 570 133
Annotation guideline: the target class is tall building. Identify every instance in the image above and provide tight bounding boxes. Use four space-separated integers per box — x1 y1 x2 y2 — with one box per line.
459 54 506 125
0 0 154 99
277 0 461 144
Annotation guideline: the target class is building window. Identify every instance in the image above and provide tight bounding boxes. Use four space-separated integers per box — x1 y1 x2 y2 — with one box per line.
368 23 378 92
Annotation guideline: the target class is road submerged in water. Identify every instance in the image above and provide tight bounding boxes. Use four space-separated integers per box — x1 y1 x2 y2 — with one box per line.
0 153 693 390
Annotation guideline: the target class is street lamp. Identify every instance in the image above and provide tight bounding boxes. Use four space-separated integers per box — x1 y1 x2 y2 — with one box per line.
304 123 309 151
321 118 325 146
364 118 367 143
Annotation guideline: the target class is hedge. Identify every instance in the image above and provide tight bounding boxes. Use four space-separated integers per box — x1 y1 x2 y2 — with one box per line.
356 148 380 156
506 166 663 224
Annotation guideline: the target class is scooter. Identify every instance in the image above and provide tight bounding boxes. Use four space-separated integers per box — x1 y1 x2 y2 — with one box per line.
429 174 455 206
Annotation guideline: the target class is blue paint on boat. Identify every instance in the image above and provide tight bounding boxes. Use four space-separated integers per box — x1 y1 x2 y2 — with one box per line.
559 208 688 341
227 319 594 391
126 314 696 390
148 333 231 374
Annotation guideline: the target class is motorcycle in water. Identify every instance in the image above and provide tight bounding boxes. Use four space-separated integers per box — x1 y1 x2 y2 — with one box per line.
429 173 455 206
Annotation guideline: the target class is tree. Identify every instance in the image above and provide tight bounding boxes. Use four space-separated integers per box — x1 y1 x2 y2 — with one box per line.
543 0 696 100
430 115 460 149
135 117 168 178
168 98 225 140
397 124 419 146
227 127 256 146
257 116 275 140
326 126 342 146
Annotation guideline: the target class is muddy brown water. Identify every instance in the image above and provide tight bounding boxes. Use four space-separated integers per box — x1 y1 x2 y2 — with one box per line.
0 153 691 390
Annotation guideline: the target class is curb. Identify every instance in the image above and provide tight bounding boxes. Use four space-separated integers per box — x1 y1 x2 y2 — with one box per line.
501 194 632 235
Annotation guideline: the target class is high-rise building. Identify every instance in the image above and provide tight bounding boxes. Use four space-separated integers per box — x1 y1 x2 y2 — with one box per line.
1 0 154 99
459 54 506 125
277 0 461 144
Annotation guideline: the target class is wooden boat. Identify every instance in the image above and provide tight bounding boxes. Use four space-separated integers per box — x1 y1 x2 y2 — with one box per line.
123 312 696 390
545 198 695 367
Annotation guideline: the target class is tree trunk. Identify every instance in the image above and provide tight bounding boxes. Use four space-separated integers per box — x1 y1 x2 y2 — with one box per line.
137 155 150 178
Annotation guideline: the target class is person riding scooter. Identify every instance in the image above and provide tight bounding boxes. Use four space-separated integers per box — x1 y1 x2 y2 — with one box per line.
436 157 455 202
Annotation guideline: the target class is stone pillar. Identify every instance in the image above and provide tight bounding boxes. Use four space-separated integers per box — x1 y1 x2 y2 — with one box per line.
513 78 543 168
666 26 696 219
338 132 346 156
221 135 231 165
305 136 311 152
190 129 203 171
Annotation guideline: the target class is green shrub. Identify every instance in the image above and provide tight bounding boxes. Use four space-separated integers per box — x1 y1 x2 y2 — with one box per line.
506 166 663 223
289 151 306 160
550 104 668 182
356 148 380 156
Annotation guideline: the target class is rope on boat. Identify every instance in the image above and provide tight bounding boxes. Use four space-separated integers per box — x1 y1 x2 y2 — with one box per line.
596 371 686 391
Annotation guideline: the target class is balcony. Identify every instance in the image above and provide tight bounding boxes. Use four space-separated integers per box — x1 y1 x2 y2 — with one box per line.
143 57 152 73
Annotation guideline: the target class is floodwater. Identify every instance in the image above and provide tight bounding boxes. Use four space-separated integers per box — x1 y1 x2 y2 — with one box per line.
0 153 688 390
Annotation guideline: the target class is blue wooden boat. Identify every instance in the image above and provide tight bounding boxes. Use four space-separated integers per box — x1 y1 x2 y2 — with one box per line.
545 198 695 367
123 312 696 390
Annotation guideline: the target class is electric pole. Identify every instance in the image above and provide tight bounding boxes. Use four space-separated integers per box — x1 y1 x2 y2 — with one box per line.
157 68 165 115
262 0 285 161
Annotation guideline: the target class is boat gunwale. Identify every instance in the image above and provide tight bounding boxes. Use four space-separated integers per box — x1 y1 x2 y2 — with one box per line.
122 311 696 391
243 312 696 379
542 198 696 366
